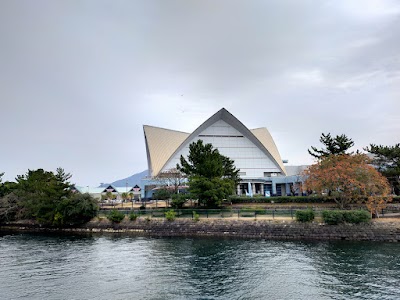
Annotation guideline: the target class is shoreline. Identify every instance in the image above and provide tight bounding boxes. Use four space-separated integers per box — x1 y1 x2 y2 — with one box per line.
2 219 400 242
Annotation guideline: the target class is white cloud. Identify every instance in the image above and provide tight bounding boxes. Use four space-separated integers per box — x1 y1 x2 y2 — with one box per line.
335 71 383 90
346 37 380 49
336 0 400 19
288 69 324 85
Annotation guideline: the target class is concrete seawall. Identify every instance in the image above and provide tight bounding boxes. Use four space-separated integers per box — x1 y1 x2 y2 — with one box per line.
2 219 400 242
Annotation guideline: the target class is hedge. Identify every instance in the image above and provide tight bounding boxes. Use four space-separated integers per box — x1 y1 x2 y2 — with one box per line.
295 210 315 222
229 196 335 204
322 210 371 225
106 210 125 223
229 195 400 204
165 210 177 221
342 210 371 224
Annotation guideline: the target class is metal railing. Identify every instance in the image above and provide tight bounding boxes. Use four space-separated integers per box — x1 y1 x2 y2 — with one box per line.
98 204 400 219
98 207 321 220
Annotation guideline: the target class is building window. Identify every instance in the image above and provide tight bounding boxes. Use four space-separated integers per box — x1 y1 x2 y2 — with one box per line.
276 184 282 196
239 172 247 176
264 172 278 177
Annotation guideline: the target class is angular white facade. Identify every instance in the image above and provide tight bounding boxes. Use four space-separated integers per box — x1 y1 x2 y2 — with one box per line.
144 108 286 180
142 108 307 198
161 119 285 178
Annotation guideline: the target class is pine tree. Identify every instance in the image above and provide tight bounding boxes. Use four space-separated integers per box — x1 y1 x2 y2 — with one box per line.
308 133 354 159
177 140 240 207
365 143 400 195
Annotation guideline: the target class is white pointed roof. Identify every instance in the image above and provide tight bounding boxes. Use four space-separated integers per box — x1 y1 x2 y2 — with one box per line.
143 108 286 177
250 127 286 174
143 125 189 177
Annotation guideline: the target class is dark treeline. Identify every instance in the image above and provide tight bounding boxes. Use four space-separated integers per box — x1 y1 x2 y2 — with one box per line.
0 168 98 226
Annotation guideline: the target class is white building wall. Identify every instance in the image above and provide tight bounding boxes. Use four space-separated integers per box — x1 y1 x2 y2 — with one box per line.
162 120 281 178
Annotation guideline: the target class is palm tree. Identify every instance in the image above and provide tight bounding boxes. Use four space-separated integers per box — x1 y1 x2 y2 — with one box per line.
106 191 113 201
128 192 134 209
121 192 128 207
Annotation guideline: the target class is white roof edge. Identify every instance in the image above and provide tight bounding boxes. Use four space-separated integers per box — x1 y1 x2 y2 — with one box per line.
143 124 190 135
159 108 287 176
250 127 287 175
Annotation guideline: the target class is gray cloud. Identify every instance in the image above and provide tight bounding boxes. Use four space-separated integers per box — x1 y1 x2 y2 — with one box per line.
1 0 399 186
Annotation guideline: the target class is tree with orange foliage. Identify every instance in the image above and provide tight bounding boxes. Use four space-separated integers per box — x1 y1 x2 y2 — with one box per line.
303 154 392 215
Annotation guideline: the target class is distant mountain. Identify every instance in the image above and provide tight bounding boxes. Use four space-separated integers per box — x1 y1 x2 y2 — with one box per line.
99 170 148 188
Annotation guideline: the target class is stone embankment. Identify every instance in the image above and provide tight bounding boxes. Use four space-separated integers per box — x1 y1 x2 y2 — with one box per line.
2 219 400 242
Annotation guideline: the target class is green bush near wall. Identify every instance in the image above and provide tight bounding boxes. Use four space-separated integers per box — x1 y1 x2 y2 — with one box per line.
165 210 177 221
229 195 400 204
295 210 315 222
229 196 335 204
322 211 344 225
322 210 371 225
129 212 138 221
342 210 371 224
107 210 125 223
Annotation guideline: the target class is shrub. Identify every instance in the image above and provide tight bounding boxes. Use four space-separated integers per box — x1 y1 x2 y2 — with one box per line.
153 188 172 200
165 210 177 221
342 210 371 224
192 211 200 222
56 193 99 226
107 210 125 223
229 196 271 204
171 194 188 209
229 196 335 204
129 212 138 221
322 210 371 225
322 210 344 225
295 210 315 222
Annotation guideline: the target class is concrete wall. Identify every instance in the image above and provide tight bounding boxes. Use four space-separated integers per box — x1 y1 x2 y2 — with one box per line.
3 220 400 242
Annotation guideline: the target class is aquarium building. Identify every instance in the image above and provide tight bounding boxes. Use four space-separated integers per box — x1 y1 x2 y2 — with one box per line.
142 108 304 198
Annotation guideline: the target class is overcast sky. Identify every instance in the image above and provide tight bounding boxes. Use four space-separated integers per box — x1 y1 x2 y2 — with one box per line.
1 0 399 186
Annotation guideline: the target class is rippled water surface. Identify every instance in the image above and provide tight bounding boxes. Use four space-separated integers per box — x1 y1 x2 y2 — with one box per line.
1 232 400 300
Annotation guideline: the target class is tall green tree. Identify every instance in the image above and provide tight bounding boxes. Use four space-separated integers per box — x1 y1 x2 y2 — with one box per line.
0 173 10 197
0 173 19 220
365 143 400 195
0 168 98 226
177 140 240 207
14 168 72 223
0 181 18 198
308 133 354 159
0 172 5 197
0 193 19 223
54 193 98 226
153 188 172 200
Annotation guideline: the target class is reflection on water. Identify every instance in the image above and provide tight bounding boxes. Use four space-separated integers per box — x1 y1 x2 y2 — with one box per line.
1 232 399 300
